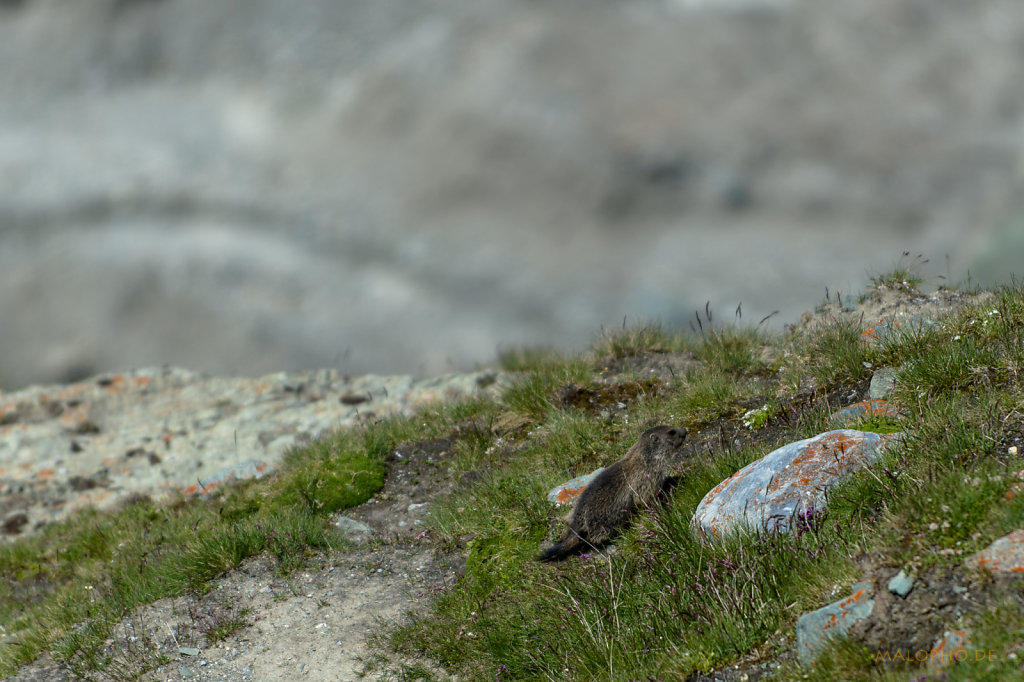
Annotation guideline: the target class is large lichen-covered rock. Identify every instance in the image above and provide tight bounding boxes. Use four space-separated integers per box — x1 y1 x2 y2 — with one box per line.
0 366 504 539
693 430 901 539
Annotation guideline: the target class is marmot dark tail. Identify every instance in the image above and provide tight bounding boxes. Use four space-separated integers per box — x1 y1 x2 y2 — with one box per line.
538 534 582 562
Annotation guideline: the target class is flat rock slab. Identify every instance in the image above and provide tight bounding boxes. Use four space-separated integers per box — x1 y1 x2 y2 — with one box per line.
966 529 1024 576
547 468 605 506
860 314 936 346
929 629 971 670
693 430 900 539
0 366 504 539
828 399 900 426
796 579 875 664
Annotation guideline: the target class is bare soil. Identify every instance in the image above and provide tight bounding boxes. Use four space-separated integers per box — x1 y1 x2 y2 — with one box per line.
8 438 466 682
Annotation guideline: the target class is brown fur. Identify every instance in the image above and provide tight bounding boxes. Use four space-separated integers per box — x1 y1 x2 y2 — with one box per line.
538 425 688 561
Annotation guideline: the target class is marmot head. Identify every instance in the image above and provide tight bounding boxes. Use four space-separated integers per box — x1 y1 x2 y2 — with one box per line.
638 425 688 463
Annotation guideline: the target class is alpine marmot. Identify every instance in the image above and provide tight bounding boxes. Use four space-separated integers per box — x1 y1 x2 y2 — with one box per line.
538 425 688 561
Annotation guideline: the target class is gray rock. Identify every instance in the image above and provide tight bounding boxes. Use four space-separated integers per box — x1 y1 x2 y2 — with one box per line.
693 430 900 539
0 366 505 539
179 647 201 657
869 367 900 400
796 580 875 665
827 399 900 426
548 468 605 507
860 315 937 347
334 516 375 542
929 629 971 670
966 529 1024 576
188 458 275 498
887 569 914 598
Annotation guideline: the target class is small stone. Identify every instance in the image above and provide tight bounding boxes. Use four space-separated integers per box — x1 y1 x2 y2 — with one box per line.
334 516 374 542
828 399 899 426
887 569 914 598
929 629 970 670
869 366 900 400
796 580 875 664
179 666 193 678
861 315 936 347
179 647 201 657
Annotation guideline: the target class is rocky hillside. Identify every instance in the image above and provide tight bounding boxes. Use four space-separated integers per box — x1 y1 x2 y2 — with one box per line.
4 274 1024 681
0 367 503 540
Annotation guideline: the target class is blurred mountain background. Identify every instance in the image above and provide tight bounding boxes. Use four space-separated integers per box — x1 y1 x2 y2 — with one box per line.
1 0 1022 389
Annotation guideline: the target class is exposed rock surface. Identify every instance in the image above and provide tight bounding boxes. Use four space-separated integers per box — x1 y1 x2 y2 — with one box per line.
869 366 901 400
0 366 504 539
796 579 875 665
693 429 901 539
794 529 1024 666
966 528 1024 577
828 399 900 426
547 468 605 506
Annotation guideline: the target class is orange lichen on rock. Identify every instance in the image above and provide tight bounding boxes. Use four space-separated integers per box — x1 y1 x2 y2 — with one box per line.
556 485 587 506
694 430 897 539
966 529 1024 576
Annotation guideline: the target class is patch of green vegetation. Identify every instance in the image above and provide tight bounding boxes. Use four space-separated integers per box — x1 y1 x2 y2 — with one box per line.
742 403 771 430
200 603 251 643
867 253 927 290
0 399 500 678
502 356 594 421
593 319 677 359
671 367 744 426
846 414 903 434
497 345 567 372
8 278 1024 681
273 451 384 514
792 314 871 389
696 326 765 375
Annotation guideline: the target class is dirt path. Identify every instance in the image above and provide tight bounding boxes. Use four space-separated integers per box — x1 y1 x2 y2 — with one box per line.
9 437 464 682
